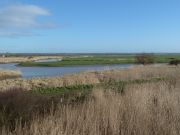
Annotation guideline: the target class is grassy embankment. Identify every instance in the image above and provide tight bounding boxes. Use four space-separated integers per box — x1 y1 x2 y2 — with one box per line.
0 65 180 134
18 54 180 67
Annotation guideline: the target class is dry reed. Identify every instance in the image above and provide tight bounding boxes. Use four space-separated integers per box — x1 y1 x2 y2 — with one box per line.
0 65 180 134
0 69 21 80
2 80 180 135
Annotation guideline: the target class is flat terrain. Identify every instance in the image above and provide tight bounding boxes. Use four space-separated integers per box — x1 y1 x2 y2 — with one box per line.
18 54 180 67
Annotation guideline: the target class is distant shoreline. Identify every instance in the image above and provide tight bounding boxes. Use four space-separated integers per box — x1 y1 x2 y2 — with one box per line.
18 54 176 67
0 54 179 67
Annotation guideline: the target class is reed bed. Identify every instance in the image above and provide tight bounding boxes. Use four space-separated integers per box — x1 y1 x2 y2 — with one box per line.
1 78 180 135
0 65 180 134
0 65 178 91
0 69 21 80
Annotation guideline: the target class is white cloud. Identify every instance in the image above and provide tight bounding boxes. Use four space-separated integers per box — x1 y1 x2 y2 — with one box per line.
0 4 54 37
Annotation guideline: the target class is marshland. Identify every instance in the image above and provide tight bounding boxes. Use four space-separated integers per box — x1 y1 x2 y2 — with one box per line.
1 0 180 134
0 53 180 135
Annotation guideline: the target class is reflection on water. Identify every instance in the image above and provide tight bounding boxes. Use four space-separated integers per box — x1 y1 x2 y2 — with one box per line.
0 63 132 79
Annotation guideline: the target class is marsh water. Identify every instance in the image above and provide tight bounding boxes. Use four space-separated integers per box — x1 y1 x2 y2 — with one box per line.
0 63 132 79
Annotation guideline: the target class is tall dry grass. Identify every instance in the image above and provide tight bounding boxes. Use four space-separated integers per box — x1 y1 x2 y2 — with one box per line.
0 65 179 91
0 70 21 80
2 80 180 135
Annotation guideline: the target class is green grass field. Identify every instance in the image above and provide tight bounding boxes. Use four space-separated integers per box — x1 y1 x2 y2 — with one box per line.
18 54 180 67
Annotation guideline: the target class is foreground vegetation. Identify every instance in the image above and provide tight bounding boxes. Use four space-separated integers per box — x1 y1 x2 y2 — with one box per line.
0 65 180 134
18 54 180 67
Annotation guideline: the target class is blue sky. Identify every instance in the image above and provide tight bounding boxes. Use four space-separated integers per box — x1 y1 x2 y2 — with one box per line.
0 0 180 53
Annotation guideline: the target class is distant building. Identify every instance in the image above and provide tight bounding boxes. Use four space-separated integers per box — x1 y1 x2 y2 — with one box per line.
2 55 6 58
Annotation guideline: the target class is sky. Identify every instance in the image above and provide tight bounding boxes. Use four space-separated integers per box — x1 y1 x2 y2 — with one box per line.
0 0 180 53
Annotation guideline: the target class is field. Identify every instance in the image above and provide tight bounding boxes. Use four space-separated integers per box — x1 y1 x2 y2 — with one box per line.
0 65 180 134
18 54 180 67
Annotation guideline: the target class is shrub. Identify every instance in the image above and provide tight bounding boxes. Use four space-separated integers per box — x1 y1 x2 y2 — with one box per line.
135 53 155 65
169 59 180 66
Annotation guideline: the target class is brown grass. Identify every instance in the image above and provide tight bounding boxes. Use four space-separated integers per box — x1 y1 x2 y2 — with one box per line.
2 80 180 135
0 70 21 80
0 66 180 135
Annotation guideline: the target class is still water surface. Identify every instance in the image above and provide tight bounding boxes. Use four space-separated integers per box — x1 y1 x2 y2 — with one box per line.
0 63 132 79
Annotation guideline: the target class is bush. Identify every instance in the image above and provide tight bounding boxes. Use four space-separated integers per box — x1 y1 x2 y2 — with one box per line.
135 54 155 65
169 59 180 66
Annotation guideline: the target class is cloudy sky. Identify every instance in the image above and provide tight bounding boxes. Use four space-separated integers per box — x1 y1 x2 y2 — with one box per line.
0 0 180 53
